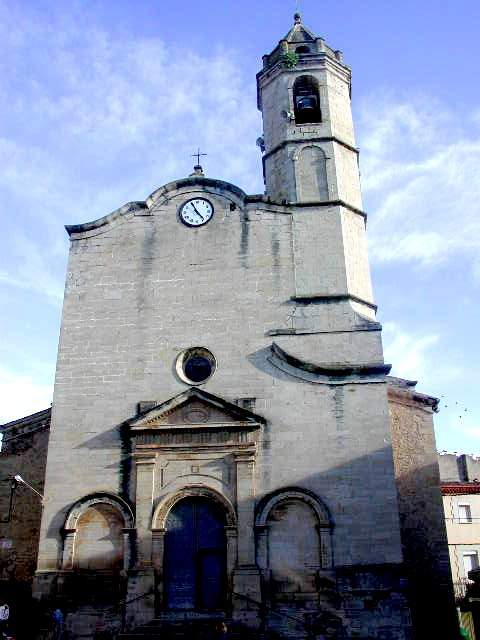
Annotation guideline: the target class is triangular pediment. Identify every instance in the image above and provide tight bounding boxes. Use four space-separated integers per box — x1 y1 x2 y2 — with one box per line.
128 388 265 432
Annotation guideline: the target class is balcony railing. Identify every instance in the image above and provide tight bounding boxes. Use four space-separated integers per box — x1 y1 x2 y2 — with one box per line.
454 578 473 601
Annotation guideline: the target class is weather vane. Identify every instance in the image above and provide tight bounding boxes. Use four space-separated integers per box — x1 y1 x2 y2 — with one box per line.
192 148 207 166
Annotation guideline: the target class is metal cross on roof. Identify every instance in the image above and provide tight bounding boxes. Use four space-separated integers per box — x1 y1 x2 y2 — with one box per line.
192 148 207 166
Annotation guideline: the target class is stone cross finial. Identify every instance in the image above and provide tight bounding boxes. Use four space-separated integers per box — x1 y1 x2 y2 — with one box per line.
192 147 207 166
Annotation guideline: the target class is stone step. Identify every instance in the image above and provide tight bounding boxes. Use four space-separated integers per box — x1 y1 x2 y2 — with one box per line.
118 617 274 639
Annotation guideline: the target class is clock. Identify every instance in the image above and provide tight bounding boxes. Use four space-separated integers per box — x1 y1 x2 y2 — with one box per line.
180 198 214 227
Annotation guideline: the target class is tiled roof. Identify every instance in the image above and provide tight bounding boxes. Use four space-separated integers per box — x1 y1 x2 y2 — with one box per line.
441 483 480 495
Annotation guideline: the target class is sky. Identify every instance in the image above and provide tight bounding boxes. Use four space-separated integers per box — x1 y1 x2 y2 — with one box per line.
0 0 479 454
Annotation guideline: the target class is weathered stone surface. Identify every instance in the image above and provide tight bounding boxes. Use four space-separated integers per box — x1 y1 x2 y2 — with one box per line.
0 409 50 584
0 12 460 640
389 377 458 639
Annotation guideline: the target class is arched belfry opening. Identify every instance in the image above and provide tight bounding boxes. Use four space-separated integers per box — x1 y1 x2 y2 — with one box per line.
293 75 322 124
163 496 228 610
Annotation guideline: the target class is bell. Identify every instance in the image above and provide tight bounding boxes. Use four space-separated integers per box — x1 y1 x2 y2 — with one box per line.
296 94 318 113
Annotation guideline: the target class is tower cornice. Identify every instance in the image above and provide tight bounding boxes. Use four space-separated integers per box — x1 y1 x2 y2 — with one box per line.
262 136 359 162
257 54 351 111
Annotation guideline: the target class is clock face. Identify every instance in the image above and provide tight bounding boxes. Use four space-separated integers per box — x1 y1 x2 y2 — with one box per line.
180 198 214 227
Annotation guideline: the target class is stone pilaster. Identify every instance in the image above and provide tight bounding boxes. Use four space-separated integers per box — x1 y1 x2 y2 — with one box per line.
319 524 333 569
152 528 166 609
122 528 135 571
235 450 257 566
232 449 261 627
61 528 76 570
134 455 155 567
126 455 156 627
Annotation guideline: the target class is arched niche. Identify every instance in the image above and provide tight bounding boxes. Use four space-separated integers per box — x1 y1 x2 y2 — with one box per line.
62 493 134 571
74 503 124 571
255 488 334 596
294 145 329 202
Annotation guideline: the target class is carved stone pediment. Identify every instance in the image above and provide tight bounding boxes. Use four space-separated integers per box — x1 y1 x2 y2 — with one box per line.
127 388 265 434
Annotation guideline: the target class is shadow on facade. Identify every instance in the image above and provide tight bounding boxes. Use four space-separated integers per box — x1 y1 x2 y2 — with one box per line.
33 431 459 640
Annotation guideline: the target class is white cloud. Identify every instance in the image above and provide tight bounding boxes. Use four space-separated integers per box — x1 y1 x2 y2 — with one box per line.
382 321 440 382
0 232 65 303
357 94 480 273
0 366 52 424
0 17 262 190
455 424 480 443
0 7 263 306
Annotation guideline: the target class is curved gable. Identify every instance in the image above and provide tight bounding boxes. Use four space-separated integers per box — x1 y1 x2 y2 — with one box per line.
65 176 247 240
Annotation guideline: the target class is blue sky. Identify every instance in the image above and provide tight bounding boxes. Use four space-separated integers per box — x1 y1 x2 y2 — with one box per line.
1 0 479 453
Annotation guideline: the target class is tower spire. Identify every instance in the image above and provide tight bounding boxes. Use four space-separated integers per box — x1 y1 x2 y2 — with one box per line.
294 0 302 23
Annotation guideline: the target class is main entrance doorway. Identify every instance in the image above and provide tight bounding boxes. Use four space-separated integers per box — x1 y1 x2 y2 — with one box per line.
164 497 227 610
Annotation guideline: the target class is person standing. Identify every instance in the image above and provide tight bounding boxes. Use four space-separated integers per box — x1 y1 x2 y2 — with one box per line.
52 607 64 640
0 602 9 636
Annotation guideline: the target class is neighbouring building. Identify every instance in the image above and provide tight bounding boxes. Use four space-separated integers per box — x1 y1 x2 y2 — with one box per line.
440 452 480 639
0 409 50 635
0 13 459 640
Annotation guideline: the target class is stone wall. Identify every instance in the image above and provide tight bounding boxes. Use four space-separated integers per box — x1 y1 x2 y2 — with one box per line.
0 408 50 587
439 452 480 482
29 176 414 638
388 378 458 639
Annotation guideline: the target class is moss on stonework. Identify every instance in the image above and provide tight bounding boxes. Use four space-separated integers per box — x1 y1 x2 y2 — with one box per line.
282 52 299 68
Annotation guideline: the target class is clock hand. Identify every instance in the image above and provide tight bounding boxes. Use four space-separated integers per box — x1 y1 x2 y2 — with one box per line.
191 204 205 221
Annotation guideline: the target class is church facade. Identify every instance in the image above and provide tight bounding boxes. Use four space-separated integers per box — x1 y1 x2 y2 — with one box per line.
1 13 459 640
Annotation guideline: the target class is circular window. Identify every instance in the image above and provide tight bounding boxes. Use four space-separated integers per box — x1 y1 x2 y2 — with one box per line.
175 347 216 385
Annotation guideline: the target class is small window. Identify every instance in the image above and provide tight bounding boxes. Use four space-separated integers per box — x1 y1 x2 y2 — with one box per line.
296 46 310 54
0 433 4 453
463 552 479 579
459 504 473 524
175 347 216 385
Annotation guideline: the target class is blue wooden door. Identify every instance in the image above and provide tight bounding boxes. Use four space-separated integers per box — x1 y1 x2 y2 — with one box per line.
164 498 226 610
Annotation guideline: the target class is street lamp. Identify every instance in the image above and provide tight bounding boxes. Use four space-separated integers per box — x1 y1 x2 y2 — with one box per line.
13 475 44 503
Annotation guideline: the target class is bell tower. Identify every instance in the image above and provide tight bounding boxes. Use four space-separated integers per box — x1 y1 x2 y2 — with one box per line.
257 13 360 209
257 13 375 331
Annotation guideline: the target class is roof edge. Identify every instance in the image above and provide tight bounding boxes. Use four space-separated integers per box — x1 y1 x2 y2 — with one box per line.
441 482 480 495
146 176 248 207
0 407 51 431
65 176 248 237
387 376 439 412
66 201 148 236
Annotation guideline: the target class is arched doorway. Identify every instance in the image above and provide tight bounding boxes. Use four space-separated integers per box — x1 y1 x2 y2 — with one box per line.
164 497 227 610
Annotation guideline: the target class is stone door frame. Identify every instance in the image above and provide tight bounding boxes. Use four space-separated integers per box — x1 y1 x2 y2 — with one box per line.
151 485 238 610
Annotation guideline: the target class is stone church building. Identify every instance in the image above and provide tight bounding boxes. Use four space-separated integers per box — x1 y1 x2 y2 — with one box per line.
0 13 460 640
